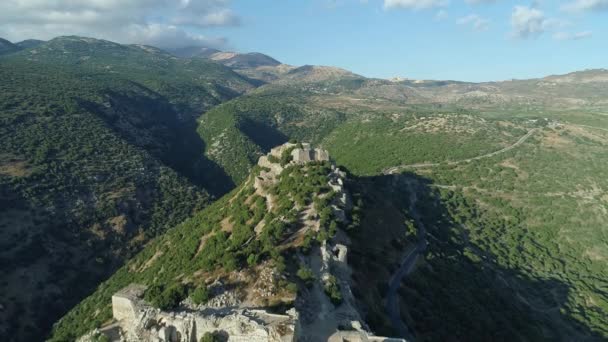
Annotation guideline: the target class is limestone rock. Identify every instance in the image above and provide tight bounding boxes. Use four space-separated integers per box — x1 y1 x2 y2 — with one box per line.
92 284 297 342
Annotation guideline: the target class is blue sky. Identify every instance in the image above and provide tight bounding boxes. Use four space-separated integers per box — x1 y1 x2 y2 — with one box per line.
218 0 607 81
0 0 606 82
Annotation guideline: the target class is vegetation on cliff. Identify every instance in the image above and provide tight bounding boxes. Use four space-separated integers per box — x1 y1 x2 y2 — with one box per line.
0 36 255 340
50 153 345 340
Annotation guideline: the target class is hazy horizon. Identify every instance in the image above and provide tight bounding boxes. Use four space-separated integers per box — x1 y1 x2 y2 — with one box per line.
1 0 606 82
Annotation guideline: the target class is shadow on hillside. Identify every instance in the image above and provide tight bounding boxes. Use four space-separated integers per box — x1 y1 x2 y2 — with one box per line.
79 92 235 197
237 117 289 152
347 172 605 342
0 186 118 341
0 144 230 341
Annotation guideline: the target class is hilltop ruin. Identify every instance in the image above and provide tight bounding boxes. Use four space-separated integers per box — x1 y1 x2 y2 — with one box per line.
78 143 405 342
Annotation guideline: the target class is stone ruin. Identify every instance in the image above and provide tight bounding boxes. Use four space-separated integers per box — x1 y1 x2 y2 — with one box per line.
82 281 405 342
80 284 298 342
290 144 330 164
254 143 332 212
79 143 407 342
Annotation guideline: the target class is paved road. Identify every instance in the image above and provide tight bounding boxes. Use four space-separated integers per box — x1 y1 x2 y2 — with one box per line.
385 179 428 341
383 128 539 175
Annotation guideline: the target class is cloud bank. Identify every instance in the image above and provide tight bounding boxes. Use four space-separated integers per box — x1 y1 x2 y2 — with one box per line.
562 0 608 12
0 0 239 48
384 0 448 10
553 30 593 40
510 5 549 39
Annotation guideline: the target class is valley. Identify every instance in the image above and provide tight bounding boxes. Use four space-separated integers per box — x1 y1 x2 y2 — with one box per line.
0 35 607 341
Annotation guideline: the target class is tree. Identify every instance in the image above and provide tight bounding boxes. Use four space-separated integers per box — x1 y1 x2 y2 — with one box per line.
191 284 210 305
247 253 259 266
144 283 188 310
199 332 218 342
297 265 315 287
324 275 342 305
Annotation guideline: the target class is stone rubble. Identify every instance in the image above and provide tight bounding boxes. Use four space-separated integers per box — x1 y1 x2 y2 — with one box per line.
79 283 297 342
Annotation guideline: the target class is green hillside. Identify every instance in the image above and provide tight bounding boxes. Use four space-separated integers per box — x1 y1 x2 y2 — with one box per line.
0 36 256 340
189 74 608 340
338 114 608 340
50 154 346 341
2 34 608 341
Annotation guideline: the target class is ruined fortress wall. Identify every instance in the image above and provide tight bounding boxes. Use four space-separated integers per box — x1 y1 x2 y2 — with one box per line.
112 296 138 322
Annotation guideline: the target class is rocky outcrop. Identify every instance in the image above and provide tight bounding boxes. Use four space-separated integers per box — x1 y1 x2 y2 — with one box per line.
254 142 332 212
83 284 298 342
79 143 404 342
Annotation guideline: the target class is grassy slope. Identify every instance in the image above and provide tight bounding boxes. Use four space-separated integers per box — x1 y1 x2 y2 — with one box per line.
323 112 528 175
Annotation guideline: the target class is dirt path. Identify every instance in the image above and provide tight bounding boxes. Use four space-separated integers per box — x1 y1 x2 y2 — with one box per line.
383 128 539 175
573 124 608 133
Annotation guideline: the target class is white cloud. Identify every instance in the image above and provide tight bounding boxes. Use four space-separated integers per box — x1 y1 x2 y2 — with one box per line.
0 0 238 48
553 30 593 40
510 5 548 39
126 24 227 49
173 8 240 27
562 0 608 12
457 14 490 31
383 0 448 10
510 6 573 39
435 9 448 20
465 0 498 4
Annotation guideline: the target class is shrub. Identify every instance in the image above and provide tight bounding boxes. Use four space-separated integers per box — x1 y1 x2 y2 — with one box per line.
221 254 238 272
199 332 219 342
247 253 259 266
92 333 110 342
191 284 210 305
324 275 342 305
328 220 338 237
286 282 298 293
268 154 280 163
301 231 314 254
317 228 329 242
297 265 315 287
145 283 188 310
280 146 296 166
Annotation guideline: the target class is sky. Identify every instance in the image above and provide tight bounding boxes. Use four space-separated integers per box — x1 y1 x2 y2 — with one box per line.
0 0 606 82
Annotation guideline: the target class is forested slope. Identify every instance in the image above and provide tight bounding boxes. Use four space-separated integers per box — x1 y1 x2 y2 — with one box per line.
0 36 255 340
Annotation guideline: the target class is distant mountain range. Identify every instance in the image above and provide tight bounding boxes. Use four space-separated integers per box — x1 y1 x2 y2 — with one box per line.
169 46 281 69
0 38 44 55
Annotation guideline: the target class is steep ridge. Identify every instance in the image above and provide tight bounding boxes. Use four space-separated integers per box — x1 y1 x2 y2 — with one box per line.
51 143 401 341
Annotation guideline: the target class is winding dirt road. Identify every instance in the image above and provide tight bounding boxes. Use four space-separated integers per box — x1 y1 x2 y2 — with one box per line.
383 128 539 175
